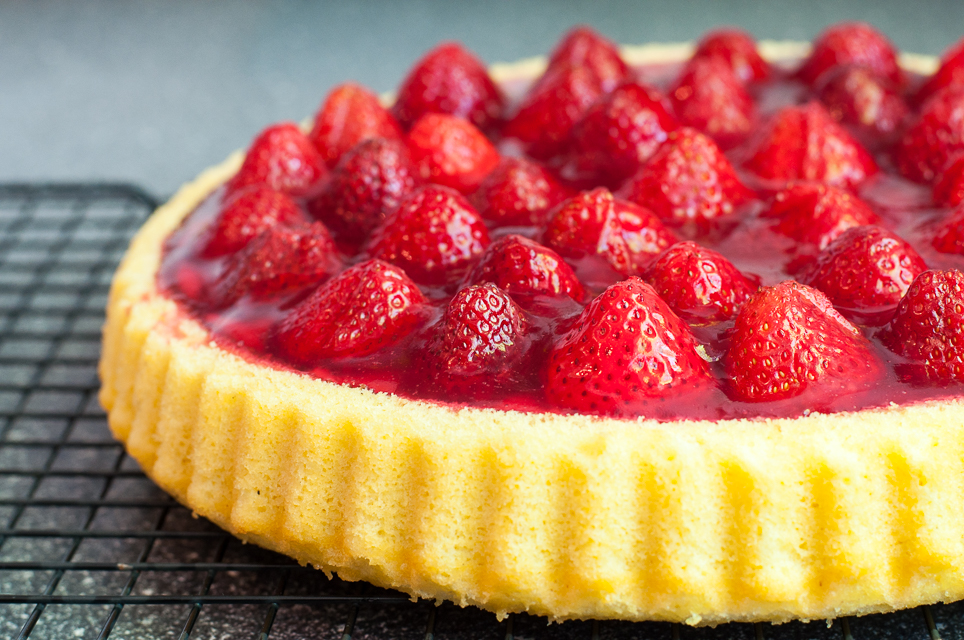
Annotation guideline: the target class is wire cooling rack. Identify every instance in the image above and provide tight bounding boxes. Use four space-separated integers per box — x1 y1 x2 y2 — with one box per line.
0 183 959 639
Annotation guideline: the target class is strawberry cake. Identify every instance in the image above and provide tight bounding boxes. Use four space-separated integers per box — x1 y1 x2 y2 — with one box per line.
99 24 964 624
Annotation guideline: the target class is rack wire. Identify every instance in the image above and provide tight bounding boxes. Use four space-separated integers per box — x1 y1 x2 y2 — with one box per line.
0 182 959 639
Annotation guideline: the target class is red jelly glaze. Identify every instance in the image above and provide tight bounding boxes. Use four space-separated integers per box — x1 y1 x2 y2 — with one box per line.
158 36 964 422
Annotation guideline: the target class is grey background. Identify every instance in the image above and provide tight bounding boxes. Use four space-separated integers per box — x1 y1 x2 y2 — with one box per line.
4 0 964 198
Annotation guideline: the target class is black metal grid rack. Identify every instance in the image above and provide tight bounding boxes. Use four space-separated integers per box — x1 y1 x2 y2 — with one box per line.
0 183 960 639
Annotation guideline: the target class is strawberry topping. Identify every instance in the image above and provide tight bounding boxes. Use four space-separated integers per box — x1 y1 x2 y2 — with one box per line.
542 188 677 277
801 225 926 320
744 102 878 189
765 182 879 249
469 157 572 227
933 154 964 206
882 270 964 383
428 283 530 393
566 81 679 186
691 29 770 85
797 22 903 88
272 259 426 365
815 65 909 148
544 26 631 93
643 241 755 325
669 57 755 149
392 42 505 132
309 83 403 169
725 281 881 402
228 123 326 197
202 186 305 258
932 203 964 255
407 113 500 194
366 185 490 284
546 277 712 414
619 128 752 232
895 86 964 184
307 137 419 244
915 36 964 105
465 234 584 301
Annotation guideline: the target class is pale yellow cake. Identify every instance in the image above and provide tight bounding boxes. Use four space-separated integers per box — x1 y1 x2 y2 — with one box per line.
97 43 964 626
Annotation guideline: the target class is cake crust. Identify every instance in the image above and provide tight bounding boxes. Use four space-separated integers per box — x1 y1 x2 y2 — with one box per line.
98 43 964 625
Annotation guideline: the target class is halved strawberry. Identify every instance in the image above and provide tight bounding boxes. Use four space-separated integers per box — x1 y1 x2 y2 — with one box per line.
725 281 881 402
228 122 326 196
642 241 755 325
366 185 490 284
765 182 879 249
392 42 505 132
407 113 500 194
801 225 926 321
211 222 340 308
744 102 878 189
796 22 903 88
427 283 530 394
815 65 908 148
565 81 679 186
691 29 770 85
543 26 630 93
542 188 677 277
469 157 572 227
915 36 964 105
308 83 403 168
545 277 712 415
502 63 604 161
895 86 964 184
619 128 752 232
271 259 426 365
669 57 755 150
202 186 305 258
881 269 964 383
932 203 964 254
307 137 419 243
933 154 964 206
465 234 584 301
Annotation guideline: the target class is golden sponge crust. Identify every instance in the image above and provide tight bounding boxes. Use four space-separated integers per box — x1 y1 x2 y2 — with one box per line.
99 45 964 625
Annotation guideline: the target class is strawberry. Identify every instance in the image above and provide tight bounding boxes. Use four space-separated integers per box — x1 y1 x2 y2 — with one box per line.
211 222 340 308
565 81 679 186
895 86 964 184
465 234 584 301
392 42 505 132
669 57 755 150
428 283 529 392
642 241 755 325
542 188 677 277
691 29 770 85
725 281 881 402
933 154 964 206
932 203 964 254
228 122 327 196
272 259 426 365
307 137 419 243
881 269 964 382
202 185 305 258
308 83 403 168
744 102 878 189
618 128 752 232
915 36 964 105
407 113 500 194
543 26 630 93
796 22 903 88
469 157 572 227
366 185 490 284
503 63 604 161
765 182 879 249
545 277 711 414
815 65 909 147
801 225 926 320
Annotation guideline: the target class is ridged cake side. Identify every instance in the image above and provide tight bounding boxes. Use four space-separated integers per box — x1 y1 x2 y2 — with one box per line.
98 46 964 625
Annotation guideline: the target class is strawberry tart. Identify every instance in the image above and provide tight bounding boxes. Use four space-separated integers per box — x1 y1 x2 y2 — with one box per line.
100 23 964 624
